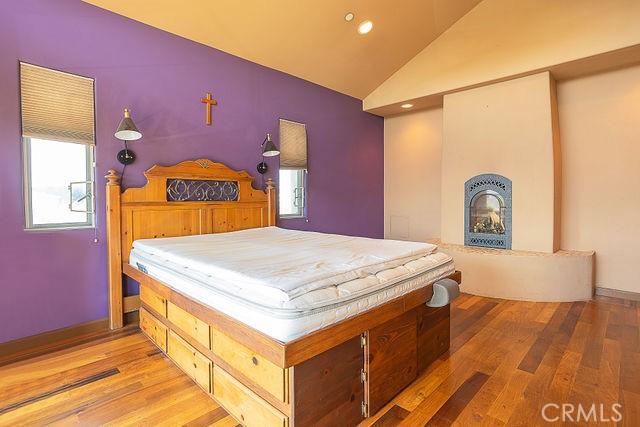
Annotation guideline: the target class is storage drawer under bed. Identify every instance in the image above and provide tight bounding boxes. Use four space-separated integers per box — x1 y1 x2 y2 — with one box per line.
167 330 212 393
211 327 289 403
142 288 290 405
140 285 167 317
139 307 167 352
167 301 211 348
213 365 289 427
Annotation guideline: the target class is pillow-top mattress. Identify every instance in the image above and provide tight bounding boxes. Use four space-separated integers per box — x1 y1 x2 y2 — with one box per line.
130 227 455 342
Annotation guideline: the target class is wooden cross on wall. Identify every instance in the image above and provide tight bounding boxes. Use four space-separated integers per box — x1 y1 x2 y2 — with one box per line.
201 92 218 125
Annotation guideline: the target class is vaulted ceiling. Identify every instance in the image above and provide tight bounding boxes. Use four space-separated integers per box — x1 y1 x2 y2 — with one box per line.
83 0 482 99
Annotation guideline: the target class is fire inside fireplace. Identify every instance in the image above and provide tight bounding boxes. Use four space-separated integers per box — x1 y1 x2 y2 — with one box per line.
470 190 505 234
464 174 512 249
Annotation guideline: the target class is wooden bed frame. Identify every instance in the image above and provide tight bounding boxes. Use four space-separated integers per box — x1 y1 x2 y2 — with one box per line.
105 159 461 426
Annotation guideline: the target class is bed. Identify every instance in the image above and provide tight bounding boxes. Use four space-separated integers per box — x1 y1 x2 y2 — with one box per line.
105 159 461 426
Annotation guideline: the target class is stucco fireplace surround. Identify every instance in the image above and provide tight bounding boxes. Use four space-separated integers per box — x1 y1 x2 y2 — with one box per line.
438 72 594 302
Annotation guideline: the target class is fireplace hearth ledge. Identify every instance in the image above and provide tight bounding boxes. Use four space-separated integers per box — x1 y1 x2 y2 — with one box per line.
429 240 594 302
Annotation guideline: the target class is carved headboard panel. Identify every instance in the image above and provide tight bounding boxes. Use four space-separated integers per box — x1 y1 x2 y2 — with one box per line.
105 159 276 328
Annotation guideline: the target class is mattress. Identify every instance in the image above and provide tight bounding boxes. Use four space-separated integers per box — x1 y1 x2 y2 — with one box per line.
130 227 455 342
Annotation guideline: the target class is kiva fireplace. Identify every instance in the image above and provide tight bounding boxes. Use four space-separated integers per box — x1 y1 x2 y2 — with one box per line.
464 174 512 249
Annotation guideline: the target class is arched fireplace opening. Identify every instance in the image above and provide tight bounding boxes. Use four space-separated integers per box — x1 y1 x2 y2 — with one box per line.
464 174 512 249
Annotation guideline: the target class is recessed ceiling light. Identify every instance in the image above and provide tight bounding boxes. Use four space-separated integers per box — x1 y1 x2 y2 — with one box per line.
401 103 413 109
358 20 373 34
344 12 354 22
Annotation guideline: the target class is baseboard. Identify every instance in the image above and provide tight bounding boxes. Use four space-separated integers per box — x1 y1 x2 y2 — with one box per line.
0 318 108 357
595 287 640 302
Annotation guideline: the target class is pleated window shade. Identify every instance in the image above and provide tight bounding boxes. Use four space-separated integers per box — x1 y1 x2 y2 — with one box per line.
279 119 307 169
20 62 95 145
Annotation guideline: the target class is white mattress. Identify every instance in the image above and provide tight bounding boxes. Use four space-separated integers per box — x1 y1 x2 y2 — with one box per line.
130 228 455 342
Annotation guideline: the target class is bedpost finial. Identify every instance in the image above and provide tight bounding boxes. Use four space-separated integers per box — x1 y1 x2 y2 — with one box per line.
266 177 275 190
106 169 121 186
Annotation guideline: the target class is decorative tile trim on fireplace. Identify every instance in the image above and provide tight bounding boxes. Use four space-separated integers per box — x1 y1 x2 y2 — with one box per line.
464 174 512 249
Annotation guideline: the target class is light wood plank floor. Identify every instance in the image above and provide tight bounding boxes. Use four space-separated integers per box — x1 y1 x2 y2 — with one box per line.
0 294 638 426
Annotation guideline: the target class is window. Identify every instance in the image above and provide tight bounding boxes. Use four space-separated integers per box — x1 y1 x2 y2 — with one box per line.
20 62 96 229
279 119 308 219
23 138 94 228
279 168 305 218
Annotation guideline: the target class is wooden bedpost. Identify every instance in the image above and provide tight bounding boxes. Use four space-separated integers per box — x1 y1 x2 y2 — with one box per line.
266 177 277 226
105 169 123 329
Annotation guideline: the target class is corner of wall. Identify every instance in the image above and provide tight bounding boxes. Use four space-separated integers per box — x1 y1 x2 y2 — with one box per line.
549 73 562 253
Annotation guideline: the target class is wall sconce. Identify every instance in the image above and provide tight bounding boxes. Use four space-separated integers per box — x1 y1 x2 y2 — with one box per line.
256 133 280 174
114 108 142 165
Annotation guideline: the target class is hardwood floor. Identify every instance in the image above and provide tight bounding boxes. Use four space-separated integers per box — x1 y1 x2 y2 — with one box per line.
0 294 638 426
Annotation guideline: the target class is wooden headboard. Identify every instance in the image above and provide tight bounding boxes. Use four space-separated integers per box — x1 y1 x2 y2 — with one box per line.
105 159 276 328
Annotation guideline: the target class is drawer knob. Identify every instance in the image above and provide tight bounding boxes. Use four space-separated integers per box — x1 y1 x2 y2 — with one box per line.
252 356 258 366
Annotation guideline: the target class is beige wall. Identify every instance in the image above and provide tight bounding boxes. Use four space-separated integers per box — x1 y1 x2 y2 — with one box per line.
384 108 442 241
558 65 640 293
364 0 640 113
442 73 559 253
383 64 640 293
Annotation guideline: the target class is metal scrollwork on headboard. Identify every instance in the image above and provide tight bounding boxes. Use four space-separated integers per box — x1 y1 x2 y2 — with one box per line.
166 178 239 202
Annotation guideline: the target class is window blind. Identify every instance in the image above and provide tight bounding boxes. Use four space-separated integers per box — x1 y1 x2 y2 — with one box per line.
20 62 95 145
279 119 307 169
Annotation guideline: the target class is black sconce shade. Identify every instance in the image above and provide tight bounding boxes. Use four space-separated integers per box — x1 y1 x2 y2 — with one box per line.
257 133 280 174
262 133 280 157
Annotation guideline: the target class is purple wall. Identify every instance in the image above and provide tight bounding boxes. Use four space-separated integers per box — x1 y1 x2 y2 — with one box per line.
0 0 383 343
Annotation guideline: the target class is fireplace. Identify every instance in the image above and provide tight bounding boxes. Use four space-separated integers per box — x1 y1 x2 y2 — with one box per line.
464 174 512 249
